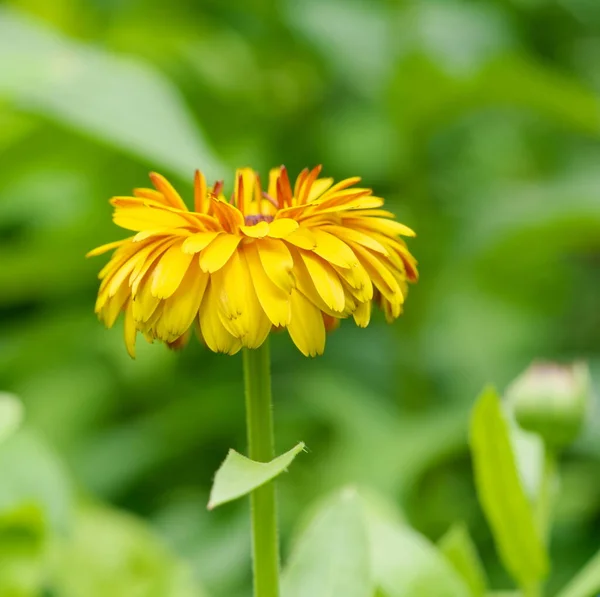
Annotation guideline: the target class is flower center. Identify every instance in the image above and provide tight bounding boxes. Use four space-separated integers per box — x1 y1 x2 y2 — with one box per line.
245 214 274 225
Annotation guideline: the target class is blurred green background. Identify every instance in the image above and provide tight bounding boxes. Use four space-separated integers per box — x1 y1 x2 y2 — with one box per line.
0 0 599 595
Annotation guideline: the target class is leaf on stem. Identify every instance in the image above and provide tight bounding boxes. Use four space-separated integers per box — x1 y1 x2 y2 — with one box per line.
207 442 305 510
469 386 548 589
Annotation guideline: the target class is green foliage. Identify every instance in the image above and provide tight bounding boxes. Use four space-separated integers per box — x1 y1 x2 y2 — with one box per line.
281 488 371 597
0 0 599 595
469 387 548 590
208 443 305 510
52 503 207 597
438 524 488 597
0 7 223 179
557 549 600 597
366 503 471 597
0 392 24 444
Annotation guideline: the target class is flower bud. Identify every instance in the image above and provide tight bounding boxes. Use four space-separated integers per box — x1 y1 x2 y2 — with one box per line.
508 361 591 448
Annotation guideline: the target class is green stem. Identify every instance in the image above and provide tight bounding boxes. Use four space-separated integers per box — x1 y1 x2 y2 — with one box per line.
243 340 279 597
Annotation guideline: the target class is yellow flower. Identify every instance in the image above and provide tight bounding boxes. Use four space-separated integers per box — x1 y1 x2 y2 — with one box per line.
87 166 418 357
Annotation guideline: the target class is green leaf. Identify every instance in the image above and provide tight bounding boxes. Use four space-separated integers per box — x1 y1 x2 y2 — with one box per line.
0 429 72 532
0 503 47 597
366 504 471 597
281 488 371 597
208 442 305 510
469 386 548 589
52 503 208 597
0 7 224 180
438 523 487 597
0 392 24 444
556 548 600 597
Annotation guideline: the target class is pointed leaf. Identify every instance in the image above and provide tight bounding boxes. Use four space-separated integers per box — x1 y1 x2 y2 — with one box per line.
366 504 471 597
0 8 224 179
438 523 487 597
556 548 600 597
469 386 548 589
208 442 304 510
282 488 371 597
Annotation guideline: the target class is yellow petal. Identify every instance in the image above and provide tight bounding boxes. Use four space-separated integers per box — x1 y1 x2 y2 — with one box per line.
300 251 345 312
107 249 149 297
307 177 334 202
311 229 358 268
349 242 403 304
198 281 242 355
98 282 130 327
194 170 208 213
321 224 388 255
240 221 270 238
268 167 282 200
244 243 291 327
284 227 316 250
182 231 222 254
287 289 325 357
154 260 209 341
290 251 339 318
150 242 194 299
333 263 373 302
130 238 177 294
317 194 383 215
149 172 188 211
344 216 416 237
210 199 244 232
124 300 137 358
132 229 177 242
132 273 161 323
256 238 294 292
133 188 167 205
212 250 271 348
353 300 371 327
86 239 128 258
268 218 299 238
113 206 190 231
318 176 362 200
235 167 256 214
199 234 242 273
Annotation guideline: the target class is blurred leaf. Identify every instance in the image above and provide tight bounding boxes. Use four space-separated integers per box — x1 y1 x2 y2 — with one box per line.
0 393 24 444
460 176 600 261
0 430 71 532
288 0 391 96
507 418 544 501
392 54 600 137
438 523 487 597
53 502 207 597
469 387 548 589
0 7 224 180
0 503 47 597
366 496 471 597
281 488 371 597
208 442 305 510
556 548 600 597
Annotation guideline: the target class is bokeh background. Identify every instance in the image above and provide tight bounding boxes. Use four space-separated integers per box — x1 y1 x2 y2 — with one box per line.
0 0 599 595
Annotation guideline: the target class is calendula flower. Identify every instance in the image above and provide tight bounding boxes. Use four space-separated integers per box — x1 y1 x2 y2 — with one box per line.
88 166 418 357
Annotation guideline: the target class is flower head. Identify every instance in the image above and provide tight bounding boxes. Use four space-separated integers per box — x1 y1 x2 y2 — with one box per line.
88 166 418 357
